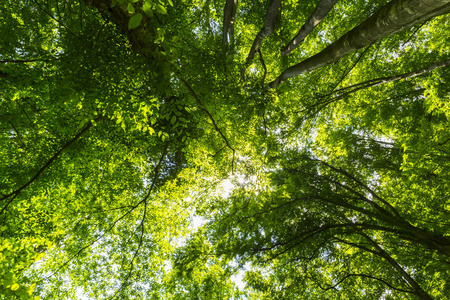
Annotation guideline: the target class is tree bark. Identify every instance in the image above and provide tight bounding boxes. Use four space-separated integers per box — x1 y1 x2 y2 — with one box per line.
246 0 282 65
223 0 239 46
282 0 339 56
269 0 450 87
85 0 157 57
407 226 450 257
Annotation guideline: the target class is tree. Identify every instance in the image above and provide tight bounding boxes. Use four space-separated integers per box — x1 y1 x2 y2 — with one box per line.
1 0 449 298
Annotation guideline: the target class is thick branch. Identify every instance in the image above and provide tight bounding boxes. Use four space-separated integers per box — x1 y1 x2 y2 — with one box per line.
282 0 339 55
246 0 282 64
269 0 450 87
222 0 239 46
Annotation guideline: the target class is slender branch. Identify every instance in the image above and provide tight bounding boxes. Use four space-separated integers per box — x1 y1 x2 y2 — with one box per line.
15 99 34 126
8 121 25 146
258 50 267 84
312 192 391 223
110 199 148 300
328 44 372 93
45 142 169 283
245 0 282 65
0 116 102 215
0 58 49 64
236 197 309 224
361 234 433 300
319 160 403 219
109 142 169 299
261 227 337 263
402 20 428 46
320 175 392 218
282 0 339 55
332 236 380 256
65 205 136 216
44 205 136 280
177 76 236 173
212 146 227 158
315 271 414 293
438 136 450 146
255 222 394 257
32 0 80 39
318 58 450 104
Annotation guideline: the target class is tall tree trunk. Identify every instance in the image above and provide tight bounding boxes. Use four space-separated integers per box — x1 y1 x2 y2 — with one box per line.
246 0 282 65
282 0 339 56
269 0 450 87
223 0 239 46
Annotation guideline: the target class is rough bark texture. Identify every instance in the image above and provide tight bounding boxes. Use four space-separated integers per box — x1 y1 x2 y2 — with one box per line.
269 0 450 87
223 0 239 46
282 0 339 56
246 0 282 64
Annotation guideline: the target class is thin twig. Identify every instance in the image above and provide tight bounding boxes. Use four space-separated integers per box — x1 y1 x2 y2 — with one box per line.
109 142 170 299
15 99 34 126
328 44 372 94
258 50 267 84
0 116 103 215
177 75 236 173
8 121 25 146
0 58 49 63
402 20 427 47
32 0 81 39
45 143 170 284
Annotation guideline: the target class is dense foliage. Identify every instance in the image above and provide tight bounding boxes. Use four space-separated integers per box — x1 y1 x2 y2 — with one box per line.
1 0 449 298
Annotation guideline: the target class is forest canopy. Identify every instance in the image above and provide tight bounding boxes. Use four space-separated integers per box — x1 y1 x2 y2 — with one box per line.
1 0 450 299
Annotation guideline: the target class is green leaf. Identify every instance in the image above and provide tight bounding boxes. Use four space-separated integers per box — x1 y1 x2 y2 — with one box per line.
168 0 173 6
156 4 167 14
11 283 19 291
143 1 153 17
127 3 135 14
128 13 142 29
171 116 176 124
